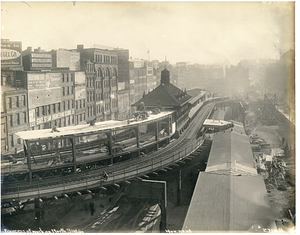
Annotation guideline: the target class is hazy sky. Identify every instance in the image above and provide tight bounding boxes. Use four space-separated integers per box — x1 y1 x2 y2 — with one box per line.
1 1 295 64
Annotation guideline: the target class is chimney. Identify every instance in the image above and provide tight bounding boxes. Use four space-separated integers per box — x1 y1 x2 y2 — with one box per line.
77 44 84 50
161 68 170 85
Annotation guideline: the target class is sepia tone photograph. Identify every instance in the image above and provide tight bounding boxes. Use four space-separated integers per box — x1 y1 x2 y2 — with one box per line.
1 1 295 233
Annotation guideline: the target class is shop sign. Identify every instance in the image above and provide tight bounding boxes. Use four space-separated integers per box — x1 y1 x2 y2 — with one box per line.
1 40 22 67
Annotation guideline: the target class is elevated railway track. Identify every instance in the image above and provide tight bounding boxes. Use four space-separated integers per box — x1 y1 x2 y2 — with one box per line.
2 101 214 202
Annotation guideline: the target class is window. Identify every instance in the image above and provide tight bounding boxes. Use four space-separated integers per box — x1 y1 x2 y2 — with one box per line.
76 101 78 110
67 100 70 110
36 107 40 117
72 116 74 124
9 115 13 127
42 106 45 116
47 105 51 115
16 113 20 125
83 100 85 108
62 87 65 96
62 74 65 83
63 101 66 111
76 115 79 124
16 96 19 107
67 116 71 125
22 95 26 106
71 86 73 94
23 112 27 123
80 100 82 109
72 100 74 108
10 135 14 147
87 106 90 117
87 92 89 102
17 138 21 145
67 86 69 95
8 97 12 109
58 103 61 112
80 114 82 122
89 78 92 87
66 74 69 82
71 74 74 82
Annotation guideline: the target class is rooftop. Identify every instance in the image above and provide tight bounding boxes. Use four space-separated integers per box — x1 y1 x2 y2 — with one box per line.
16 111 173 140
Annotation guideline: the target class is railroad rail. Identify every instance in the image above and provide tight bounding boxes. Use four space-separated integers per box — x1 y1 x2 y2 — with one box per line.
2 101 214 202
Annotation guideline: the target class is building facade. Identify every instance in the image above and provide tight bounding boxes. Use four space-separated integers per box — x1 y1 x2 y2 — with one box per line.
77 45 118 122
1 39 24 154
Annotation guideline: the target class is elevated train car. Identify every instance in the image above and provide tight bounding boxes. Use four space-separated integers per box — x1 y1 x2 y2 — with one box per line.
183 121 276 232
2 111 174 182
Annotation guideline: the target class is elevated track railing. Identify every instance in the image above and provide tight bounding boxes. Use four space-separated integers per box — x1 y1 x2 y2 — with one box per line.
2 137 204 201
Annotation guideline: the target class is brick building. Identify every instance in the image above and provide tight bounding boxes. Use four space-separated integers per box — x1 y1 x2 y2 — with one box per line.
76 45 118 122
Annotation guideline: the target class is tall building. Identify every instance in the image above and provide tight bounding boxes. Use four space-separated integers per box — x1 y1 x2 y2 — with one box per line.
76 45 118 122
226 63 250 92
114 48 131 120
1 39 24 154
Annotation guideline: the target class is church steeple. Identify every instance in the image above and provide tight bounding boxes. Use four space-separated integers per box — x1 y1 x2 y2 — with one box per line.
161 67 170 85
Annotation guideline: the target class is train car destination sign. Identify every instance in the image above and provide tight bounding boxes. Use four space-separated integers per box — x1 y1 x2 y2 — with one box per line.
1 40 22 67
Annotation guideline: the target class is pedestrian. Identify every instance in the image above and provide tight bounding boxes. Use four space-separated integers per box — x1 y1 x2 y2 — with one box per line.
89 201 95 216
102 171 108 182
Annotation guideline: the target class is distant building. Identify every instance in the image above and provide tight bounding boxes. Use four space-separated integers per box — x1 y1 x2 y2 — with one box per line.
226 63 250 92
22 47 53 71
1 39 24 154
114 48 131 120
132 68 192 134
76 45 118 122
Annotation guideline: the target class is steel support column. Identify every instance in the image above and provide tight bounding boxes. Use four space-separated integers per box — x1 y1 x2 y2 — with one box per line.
136 125 140 156
177 165 182 206
71 136 76 173
155 121 159 150
109 131 113 164
26 140 32 182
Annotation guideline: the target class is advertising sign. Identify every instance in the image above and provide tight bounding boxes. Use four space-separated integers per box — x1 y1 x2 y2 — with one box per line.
27 72 61 90
28 88 62 109
75 86 86 100
56 50 80 71
1 40 22 68
74 71 85 85
118 82 125 91
45 73 61 88
69 52 80 71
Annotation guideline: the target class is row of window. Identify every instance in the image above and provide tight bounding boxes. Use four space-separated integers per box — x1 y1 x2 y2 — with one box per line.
76 113 86 124
36 100 74 118
62 73 73 83
8 112 27 127
87 105 95 117
95 54 117 64
7 95 26 109
76 99 86 110
86 63 94 72
62 86 74 96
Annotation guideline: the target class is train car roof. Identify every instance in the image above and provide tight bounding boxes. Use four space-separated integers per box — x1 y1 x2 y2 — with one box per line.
16 111 173 141
182 172 276 232
203 119 232 127
205 131 257 175
231 120 245 134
